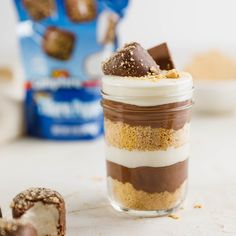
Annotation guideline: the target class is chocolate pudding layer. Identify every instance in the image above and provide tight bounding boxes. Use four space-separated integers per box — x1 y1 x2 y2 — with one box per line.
107 160 188 193
102 99 192 130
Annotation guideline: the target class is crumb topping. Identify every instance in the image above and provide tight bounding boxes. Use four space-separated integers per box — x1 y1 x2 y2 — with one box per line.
105 69 181 82
166 69 180 79
11 188 64 214
168 214 180 220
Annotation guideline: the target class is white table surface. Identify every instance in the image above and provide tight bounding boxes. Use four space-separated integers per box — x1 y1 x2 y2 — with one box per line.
0 114 236 236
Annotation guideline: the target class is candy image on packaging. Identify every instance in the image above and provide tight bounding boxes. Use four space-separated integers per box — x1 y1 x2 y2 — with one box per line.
43 27 76 61
65 0 97 22
22 0 55 21
13 0 129 140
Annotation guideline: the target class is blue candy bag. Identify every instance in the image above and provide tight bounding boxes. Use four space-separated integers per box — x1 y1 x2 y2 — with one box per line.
13 0 129 140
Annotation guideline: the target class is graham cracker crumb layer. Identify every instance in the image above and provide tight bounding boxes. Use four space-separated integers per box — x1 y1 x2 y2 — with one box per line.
108 177 186 211
104 118 189 151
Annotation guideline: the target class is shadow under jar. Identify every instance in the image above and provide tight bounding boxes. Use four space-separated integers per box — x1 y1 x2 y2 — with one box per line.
101 74 193 217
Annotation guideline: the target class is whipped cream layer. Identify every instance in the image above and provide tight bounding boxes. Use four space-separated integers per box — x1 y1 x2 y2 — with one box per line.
102 73 193 106
106 143 189 168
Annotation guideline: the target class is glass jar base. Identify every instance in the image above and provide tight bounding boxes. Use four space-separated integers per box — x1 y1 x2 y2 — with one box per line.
109 198 184 217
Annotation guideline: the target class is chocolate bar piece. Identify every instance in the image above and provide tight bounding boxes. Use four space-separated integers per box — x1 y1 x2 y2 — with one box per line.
0 208 2 218
23 0 55 21
11 188 66 236
148 43 175 70
43 27 75 61
0 219 37 236
65 0 97 22
102 42 160 77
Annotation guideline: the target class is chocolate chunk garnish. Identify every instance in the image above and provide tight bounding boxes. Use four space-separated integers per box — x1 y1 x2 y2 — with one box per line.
148 42 175 70
102 42 160 77
11 188 66 236
0 219 37 236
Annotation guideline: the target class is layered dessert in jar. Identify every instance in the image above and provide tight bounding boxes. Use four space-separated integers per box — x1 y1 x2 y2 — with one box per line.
101 42 193 216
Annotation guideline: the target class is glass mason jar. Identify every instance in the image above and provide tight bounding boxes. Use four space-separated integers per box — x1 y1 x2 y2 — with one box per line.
101 74 193 216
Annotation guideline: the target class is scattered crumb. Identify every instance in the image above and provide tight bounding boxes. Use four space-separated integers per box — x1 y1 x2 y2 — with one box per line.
168 214 180 220
91 176 104 182
194 204 203 209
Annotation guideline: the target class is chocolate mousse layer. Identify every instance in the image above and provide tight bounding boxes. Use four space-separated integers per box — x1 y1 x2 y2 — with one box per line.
102 99 192 130
107 160 188 193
